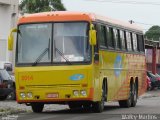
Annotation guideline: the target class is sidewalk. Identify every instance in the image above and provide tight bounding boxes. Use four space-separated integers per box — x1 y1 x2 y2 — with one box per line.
139 89 160 99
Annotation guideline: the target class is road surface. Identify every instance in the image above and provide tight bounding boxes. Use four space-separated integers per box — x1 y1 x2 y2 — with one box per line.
0 89 160 120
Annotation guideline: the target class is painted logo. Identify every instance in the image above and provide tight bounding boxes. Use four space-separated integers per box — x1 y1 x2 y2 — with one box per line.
70 74 84 81
114 55 122 77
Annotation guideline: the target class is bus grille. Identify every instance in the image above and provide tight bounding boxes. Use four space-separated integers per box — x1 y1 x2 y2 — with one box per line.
26 84 81 88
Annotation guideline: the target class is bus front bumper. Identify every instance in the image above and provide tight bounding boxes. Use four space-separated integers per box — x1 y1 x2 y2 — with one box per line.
16 87 94 103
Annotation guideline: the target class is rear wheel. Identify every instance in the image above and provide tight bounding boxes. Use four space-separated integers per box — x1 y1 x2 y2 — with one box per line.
131 83 138 107
119 83 132 108
92 84 105 113
31 103 44 113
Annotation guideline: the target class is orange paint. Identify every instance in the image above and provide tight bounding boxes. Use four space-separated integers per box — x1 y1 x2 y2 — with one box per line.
18 12 93 24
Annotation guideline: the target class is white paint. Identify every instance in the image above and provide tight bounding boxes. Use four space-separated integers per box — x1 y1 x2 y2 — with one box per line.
0 0 18 62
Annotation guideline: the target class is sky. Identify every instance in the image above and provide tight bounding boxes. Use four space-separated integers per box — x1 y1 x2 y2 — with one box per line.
61 0 160 33
18 0 160 33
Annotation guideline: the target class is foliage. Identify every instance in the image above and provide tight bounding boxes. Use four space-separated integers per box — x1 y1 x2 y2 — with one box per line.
144 25 160 41
19 0 66 13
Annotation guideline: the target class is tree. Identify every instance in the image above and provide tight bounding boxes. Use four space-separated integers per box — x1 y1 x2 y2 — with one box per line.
144 25 160 41
19 0 66 14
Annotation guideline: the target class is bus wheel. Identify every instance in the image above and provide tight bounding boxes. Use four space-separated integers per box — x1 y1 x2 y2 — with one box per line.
131 83 137 107
68 103 82 109
119 83 132 108
83 103 92 110
92 84 105 113
31 103 44 113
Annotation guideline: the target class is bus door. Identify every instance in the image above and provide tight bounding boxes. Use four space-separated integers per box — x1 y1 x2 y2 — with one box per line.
92 23 101 98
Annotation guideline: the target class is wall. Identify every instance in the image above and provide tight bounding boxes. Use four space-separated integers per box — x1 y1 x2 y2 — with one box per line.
146 49 160 74
0 0 18 62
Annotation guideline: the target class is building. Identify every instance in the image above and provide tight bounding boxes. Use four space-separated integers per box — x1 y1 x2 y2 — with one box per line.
0 0 18 62
146 49 160 74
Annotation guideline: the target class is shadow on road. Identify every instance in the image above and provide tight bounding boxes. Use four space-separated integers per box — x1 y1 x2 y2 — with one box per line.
41 105 121 114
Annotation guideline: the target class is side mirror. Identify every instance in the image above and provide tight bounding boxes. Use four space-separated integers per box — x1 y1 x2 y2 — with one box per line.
89 24 97 45
8 28 17 51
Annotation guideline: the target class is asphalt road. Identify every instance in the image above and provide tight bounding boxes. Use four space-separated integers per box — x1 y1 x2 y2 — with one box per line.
1 89 160 120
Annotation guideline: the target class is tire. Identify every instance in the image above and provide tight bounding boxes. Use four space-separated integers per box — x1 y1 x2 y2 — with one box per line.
92 84 105 113
68 103 82 109
83 103 92 111
131 83 138 107
0 96 7 101
119 83 132 108
31 103 44 113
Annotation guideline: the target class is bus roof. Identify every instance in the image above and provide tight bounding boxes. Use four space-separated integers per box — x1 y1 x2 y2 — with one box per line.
94 14 143 32
18 11 143 32
18 11 93 24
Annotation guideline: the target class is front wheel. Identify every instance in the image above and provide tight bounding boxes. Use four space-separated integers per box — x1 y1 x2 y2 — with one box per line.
31 103 44 113
92 84 105 113
68 103 82 109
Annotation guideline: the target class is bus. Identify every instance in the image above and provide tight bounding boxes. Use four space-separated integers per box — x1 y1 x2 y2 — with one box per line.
8 11 146 113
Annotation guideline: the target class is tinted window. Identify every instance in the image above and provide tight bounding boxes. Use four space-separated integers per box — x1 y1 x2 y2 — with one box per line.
132 33 138 51
126 31 132 51
120 30 126 50
98 25 107 48
114 29 121 49
137 34 144 52
130 32 134 51
107 27 114 48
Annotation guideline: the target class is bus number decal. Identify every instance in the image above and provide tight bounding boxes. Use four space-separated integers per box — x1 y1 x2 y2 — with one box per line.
21 75 33 81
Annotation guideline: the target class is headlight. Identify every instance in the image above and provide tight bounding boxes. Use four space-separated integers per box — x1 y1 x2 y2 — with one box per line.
73 90 79 96
27 92 33 98
20 92 26 98
80 90 87 96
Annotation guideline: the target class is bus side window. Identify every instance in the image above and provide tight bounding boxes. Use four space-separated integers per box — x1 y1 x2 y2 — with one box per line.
126 31 132 51
130 32 134 51
137 34 144 52
107 27 115 49
114 29 121 50
132 33 138 51
120 30 126 50
98 25 107 49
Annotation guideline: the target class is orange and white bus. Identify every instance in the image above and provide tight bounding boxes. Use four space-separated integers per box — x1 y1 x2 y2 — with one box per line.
8 11 146 113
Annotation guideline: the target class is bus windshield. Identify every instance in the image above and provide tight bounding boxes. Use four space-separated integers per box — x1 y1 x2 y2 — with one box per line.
17 22 90 65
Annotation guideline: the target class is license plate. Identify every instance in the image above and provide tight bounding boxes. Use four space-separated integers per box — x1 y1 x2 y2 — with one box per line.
46 93 58 98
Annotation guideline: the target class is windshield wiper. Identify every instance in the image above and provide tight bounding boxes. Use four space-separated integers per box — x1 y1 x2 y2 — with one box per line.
32 39 50 66
32 48 49 66
55 48 72 65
